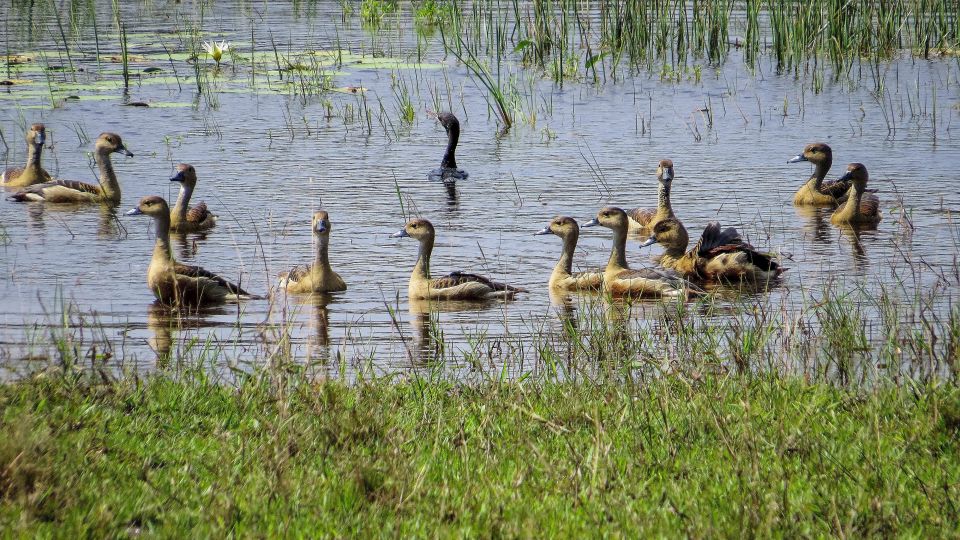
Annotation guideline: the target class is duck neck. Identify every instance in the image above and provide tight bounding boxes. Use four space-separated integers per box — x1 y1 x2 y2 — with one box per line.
607 226 629 272
25 141 42 171
555 232 578 277
441 125 459 169
810 157 832 189
152 213 174 267
657 180 672 215
413 236 434 281
838 183 862 219
95 149 120 202
172 183 194 222
314 234 331 273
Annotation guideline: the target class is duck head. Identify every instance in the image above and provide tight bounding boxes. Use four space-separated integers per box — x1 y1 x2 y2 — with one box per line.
126 195 169 218
582 206 628 231
639 219 686 249
657 159 674 184
169 163 197 186
437 112 460 135
836 163 870 191
96 132 134 157
392 218 435 241
788 142 831 165
28 123 46 147
312 211 331 236
535 216 579 238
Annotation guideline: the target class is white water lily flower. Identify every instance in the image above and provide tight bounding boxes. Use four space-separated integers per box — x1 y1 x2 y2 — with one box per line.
202 40 230 64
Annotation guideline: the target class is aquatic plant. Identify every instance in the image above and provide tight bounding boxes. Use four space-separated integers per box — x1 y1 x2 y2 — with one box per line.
202 40 230 66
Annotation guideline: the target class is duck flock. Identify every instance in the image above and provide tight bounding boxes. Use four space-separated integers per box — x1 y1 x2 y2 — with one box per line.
2 115 880 307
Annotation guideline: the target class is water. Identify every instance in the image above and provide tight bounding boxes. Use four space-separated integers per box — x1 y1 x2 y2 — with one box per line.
1 1 958 379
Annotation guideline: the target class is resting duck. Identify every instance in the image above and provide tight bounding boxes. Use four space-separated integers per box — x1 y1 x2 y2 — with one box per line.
8 132 132 205
126 195 256 306
534 216 603 291
830 163 881 227
627 159 681 234
641 218 784 283
392 218 524 300
278 211 347 293
2 123 53 188
582 207 687 297
789 143 861 205
169 163 217 233
427 112 468 181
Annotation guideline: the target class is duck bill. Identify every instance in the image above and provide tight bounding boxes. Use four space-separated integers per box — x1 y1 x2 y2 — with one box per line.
35 132 45 146
169 171 185 183
125 207 143 216
117 145 134 157
787 154 807 164
837 171 854 183
391 229 409 238
314 222 328 234
581 218 600 228
534 226 551 236
638 237 657 248
661 169 673 182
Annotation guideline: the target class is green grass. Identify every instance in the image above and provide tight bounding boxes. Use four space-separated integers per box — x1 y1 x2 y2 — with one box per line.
1 368 958 536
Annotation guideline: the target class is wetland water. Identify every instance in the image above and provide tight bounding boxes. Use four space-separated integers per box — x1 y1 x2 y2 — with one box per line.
0 2 958 379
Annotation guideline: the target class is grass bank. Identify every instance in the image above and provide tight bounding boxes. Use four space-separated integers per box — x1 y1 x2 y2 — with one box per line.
1 368 958 536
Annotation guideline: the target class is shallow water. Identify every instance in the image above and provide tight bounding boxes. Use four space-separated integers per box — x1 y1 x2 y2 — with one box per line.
1 1 959 379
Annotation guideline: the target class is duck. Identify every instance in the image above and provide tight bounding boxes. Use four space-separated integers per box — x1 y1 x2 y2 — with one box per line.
789 142 861 205
626 159 682 235
391 218 524 300
278 211 347 293
534 216 603 291
8 132 132 205
582 207 687 297
169 163 217 233
830 163 881 227
641 218 784 283
427 111 468 181
126 195 256 306
1 123 53 188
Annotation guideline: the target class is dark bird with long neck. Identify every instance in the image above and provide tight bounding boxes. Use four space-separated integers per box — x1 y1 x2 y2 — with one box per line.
428 112 468 181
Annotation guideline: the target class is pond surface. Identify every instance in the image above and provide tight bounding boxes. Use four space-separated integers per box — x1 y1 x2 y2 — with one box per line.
1 1 958 379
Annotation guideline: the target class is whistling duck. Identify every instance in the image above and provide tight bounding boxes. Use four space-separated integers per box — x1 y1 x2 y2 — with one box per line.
278 211 347 293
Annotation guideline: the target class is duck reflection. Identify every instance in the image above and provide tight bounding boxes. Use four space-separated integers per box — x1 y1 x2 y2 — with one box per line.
146 302 226 368
442 180 459 209
795 204 832 245
407 297 501 366
840 226 872 273
170 231 210 261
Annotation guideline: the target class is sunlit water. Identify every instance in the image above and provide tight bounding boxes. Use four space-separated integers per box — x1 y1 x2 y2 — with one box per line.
1 2 958 379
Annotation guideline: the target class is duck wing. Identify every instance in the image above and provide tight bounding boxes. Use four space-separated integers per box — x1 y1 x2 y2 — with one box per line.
627 207 655 227
860 193 880 217
8 179 102 202
1 166 23 184
186 201 214 224
693 222 745 256
174 263 253 297
432 271 526 294
279 263 312 284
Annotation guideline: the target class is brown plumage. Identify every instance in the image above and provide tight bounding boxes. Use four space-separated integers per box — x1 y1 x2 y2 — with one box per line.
644 219 785 284
392 218 524 300
583 207 687 298
535 216 603 291
8 132 132 204
169 163 217 233
126 196 256 306
278 211 347 294
1 123 52 188
830 163 881 227
627 159 680 234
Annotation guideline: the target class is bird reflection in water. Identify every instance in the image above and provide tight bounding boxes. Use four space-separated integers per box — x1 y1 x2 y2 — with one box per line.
171 232 210 262
407 298 505 367
795 205 833 246
443 180 458 210
146 302 225 368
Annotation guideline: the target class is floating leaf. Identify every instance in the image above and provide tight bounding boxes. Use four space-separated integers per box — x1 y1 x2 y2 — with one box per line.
514 40 534 53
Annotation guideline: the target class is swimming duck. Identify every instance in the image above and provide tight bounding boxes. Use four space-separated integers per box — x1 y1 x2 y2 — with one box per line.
534 216 603 291
169 163 217 233
8 132 132 204
641 218 784 283
1 123 53 188
626 159 682 234
789 142 861 205
582 207 687 297
392 218 524 300
427 112 468 181
126 195 256 306
278 211 347 293
830 163 881 227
